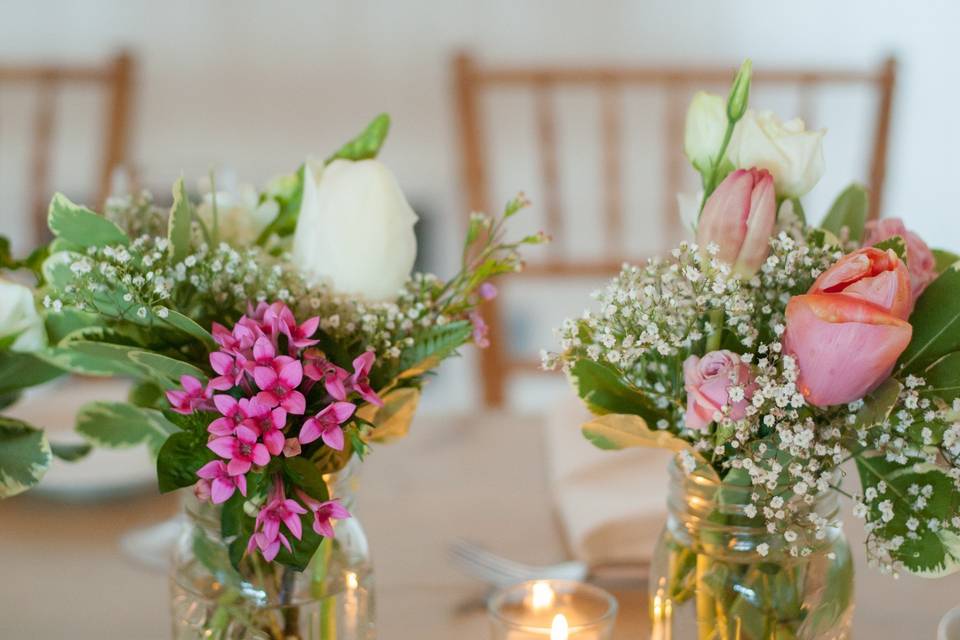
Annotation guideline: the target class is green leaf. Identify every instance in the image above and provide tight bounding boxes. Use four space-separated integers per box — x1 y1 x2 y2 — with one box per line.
932 249 960 274
921 352 960 403
44 309 104 343
855 455 960 576
127 350 205 386
820 184 868 243
50 441 92 461
282 457 330 501
899 262 960 373
392 320 472 383
168 178 194 264
255 165 305 244
156 429 214 493
38 345 141 378
0 351 65 396
569 358 670 423
47 193 128 248
852 377 902 432
325 113 391 164
76 401 178 454
128 380 164 408
159 309 216 350
0 417 51 498
874 235 907 262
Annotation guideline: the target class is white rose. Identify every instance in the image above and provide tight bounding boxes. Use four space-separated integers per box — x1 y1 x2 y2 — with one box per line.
684 92 727 173
727 109 825 198
292 159 418 301
0 279 45 352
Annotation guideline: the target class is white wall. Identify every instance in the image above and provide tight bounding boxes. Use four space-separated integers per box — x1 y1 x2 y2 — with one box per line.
1 0 957 410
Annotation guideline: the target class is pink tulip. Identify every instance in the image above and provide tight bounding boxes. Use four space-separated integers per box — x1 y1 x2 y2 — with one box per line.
784 248 913 407
808 247 912 320
696 168 777 276
683 350 756 431
863 217 937 304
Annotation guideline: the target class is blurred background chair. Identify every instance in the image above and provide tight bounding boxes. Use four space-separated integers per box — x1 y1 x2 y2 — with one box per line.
0 50 134 244
453 52 897 407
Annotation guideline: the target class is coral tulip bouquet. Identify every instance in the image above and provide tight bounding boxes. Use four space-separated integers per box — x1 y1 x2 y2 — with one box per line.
16 115 542 638
547 62 960 638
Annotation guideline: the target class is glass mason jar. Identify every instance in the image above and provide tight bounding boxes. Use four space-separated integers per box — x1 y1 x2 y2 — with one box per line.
649 459 854 640
171 462 375 639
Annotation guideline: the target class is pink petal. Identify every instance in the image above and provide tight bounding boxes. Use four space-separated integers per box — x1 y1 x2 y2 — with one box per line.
209 351 234 376
196 460 226 480
253 336 275 362
235 424 259 444
236 474 248 496
328 401 356 423
207 376 234 392
325 376 347 401
321 424 345 451
278 360 304 389
352 351 375 377
208 417 235 436
208 437 236 459
253 366 278 391
263 429 285 456
227 457 252 476
270 408 287 429
213 394 238 416
211 477 236 504
261 539 280 562
250 443 271 466
256 390 281 408
299 316 320 339
299 418 321 445
323 501 351 520
180 375 203 394
262 517 280 543
282 390 306 415
283 511 303 540
313 515 335 538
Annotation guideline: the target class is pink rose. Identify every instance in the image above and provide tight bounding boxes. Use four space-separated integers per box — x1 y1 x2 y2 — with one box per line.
683 350 756 431
784 247 913 407
863 217 937 303
696 168 777 276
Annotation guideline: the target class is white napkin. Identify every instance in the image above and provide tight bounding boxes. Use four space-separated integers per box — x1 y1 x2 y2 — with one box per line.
544 397 672 565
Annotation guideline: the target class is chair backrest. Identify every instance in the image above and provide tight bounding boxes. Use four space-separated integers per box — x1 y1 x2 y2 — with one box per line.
0 51 135 243
452 52 897 407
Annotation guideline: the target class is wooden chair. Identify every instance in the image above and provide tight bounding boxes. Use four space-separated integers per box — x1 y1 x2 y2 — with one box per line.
452 52 897 407
0 51 135 242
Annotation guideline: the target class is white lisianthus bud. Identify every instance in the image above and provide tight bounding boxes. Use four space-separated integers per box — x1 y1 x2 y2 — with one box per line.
292 159 418 301
684 92 727 174
0 278 46 352
727 109 826 198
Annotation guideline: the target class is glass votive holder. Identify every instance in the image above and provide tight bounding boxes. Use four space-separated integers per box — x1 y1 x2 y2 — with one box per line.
487 579 618 639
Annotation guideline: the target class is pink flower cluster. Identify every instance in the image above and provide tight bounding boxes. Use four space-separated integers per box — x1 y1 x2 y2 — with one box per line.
166 301 376 560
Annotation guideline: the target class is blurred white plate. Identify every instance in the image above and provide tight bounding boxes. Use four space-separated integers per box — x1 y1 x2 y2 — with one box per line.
4 377 158 502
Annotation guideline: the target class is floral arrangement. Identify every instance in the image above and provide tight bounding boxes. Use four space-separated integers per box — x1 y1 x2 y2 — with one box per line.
546 62 960 635
1 114 542 572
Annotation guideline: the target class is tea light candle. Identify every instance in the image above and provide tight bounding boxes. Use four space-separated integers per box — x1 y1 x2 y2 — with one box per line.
487 579 617 639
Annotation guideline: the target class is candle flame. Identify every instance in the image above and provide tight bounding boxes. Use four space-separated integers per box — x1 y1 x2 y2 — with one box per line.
530 581 556 611
550 613 569 640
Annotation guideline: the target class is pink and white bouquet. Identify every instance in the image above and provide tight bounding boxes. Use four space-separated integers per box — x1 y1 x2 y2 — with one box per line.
21 114 541 636
547 62 960 637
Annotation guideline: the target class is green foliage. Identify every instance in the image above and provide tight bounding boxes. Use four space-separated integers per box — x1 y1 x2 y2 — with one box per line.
325 113 391 164
851 377 902 432
168 178 194 264
389 320 472 384
0 417 51 498
128 380 164 408
156 428 214 493
898 263 960 373
569 358 670 423
820 184 868 243
932 249 960 274
255 165 305 243
0 351 65 396
855 455 960 576
726 59 752 122
50 441 92 461
282 457 330 501
75 401 178 455
47 193 128 248
874 235 907 262
44 341 204 387
921 352 960 403
159 309 216 350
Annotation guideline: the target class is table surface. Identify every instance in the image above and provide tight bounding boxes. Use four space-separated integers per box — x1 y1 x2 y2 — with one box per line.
1 411 957 639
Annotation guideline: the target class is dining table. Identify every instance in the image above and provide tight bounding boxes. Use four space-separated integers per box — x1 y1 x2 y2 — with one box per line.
1 410 958 638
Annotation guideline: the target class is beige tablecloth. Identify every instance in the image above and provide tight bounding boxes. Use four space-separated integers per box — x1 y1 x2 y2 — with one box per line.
0 411 957 638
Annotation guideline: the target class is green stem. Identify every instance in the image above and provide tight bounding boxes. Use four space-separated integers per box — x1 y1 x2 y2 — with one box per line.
706 308 724 352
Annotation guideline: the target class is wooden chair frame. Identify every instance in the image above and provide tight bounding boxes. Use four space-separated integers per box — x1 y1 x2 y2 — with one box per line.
0 51 134 241
452 52 897 407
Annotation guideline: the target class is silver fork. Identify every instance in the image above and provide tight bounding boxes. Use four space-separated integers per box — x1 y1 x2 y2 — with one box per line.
449 539 588 588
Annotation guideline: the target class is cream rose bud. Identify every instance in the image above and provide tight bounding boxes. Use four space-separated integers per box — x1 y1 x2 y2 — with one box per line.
727 109 826 198
0 278 45 352
292 159 418 301
684 92 727 173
